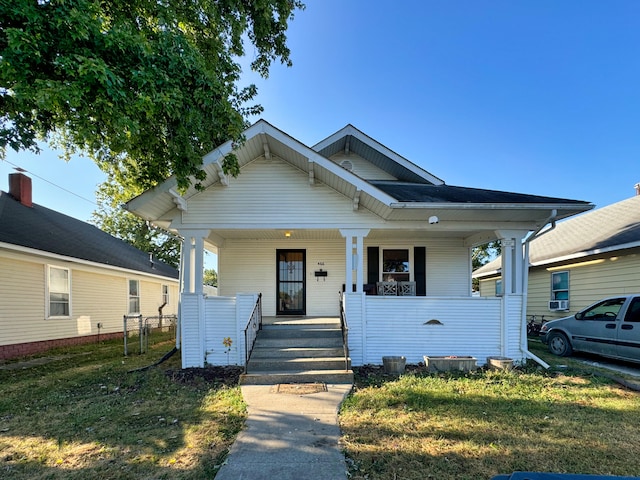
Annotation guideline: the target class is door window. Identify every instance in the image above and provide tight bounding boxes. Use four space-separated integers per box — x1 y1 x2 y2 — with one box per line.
277 250 305 315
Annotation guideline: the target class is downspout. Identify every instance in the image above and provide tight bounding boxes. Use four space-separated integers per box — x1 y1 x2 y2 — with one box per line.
521 209 557 368
176 239 185 351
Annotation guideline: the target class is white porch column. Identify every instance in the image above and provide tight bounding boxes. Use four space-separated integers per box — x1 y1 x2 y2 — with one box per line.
339 229 370 293
495 230 528 295
180 230 210 294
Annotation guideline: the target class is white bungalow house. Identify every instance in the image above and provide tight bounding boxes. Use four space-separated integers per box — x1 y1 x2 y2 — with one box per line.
125 120 592 369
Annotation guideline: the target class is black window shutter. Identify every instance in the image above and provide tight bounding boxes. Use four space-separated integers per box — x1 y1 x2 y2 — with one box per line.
367 247 379 284
414 246 426 296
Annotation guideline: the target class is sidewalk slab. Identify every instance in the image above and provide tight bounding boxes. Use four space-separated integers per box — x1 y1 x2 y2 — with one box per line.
214 384 352 480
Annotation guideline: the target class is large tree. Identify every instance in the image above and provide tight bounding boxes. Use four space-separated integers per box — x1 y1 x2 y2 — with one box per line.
91 176 182 268
0 0 304 190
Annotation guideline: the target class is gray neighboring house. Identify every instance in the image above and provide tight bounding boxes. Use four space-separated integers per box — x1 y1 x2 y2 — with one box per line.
0 173 179 360
475 187 640 321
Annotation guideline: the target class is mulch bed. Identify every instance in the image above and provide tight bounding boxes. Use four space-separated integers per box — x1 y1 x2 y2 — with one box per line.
165 365 244 387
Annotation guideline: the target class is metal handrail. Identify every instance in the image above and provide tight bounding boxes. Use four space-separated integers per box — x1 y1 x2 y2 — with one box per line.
243 293 263 372
339 291 350 371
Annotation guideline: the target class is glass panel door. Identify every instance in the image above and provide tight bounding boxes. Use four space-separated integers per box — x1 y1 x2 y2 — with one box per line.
277 250 306 315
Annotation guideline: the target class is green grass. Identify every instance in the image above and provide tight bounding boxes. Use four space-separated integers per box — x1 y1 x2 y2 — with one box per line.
0 338 245 479
3 337 640 480
340 341 640 480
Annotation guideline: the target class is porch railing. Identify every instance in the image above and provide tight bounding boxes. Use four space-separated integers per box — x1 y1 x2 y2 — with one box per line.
243 293 263 371
339 292 350 371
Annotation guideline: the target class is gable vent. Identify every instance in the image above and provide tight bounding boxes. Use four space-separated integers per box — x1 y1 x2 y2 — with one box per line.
340 160 353 171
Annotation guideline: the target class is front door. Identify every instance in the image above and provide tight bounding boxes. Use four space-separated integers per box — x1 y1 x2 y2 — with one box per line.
276 249 306 315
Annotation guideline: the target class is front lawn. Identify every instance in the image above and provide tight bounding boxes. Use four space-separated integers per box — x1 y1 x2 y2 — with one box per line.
340 344 640 480
0 339 245 479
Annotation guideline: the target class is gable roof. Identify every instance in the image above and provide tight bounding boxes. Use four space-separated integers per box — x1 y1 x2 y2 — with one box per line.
474 194 640 277
126 119 593 232
0 191 178 279
312 124 444 185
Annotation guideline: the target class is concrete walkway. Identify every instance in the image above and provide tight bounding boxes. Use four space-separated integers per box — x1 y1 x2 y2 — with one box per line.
214 383 352 480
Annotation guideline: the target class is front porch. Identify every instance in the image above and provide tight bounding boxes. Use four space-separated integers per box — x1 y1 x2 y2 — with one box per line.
179 289 526 369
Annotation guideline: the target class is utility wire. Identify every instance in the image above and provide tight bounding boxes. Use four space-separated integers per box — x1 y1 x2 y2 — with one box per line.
2 158 98 207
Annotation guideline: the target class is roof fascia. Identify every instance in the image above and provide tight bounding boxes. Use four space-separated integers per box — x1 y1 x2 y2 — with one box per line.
531 240 640 267
390 202 594 214
313 124 445 185
0 242 178 282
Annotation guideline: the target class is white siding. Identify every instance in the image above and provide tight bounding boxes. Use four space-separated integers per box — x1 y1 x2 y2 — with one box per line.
203 296 237 365
425 241 471 296
329 153 397 180
180 293 203 368
357 296 506 366
184 157 381 227
219 239 345 317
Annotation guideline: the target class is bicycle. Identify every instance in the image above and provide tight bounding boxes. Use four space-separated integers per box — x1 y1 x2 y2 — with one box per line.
526 314 546 336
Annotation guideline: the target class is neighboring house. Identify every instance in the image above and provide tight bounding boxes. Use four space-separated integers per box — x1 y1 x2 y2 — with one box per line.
0 173 180 360
474 190 640 322
126 120 592 368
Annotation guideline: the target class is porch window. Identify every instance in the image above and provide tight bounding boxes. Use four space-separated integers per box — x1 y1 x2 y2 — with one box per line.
551 271 569 300
382 249 410 282
47 266 70 318
129 279 140 314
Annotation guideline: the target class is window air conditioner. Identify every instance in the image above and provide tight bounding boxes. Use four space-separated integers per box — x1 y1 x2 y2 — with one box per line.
549 300 569 311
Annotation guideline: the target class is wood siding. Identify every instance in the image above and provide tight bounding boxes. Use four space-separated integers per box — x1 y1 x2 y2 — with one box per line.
0 251 178 348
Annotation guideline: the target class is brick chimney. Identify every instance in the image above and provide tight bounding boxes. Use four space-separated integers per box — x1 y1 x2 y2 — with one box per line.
9 173 33 207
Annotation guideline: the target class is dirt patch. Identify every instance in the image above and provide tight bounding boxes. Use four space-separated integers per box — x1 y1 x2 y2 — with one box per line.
165 365 243 387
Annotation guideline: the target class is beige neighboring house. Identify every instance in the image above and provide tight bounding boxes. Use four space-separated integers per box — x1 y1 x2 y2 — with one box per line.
474 188 640 321
0 173 180 360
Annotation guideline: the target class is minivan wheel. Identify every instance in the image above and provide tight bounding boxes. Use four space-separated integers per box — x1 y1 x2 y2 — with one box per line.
547 331 573 357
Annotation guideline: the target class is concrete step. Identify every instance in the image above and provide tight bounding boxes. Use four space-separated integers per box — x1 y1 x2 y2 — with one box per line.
240 369 354 385
258 326 342 340
255 336 343 348
247 356 349 372
250 346 345 359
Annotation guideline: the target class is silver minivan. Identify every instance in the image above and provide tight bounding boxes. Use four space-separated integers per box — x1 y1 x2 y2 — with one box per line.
540 295 640 363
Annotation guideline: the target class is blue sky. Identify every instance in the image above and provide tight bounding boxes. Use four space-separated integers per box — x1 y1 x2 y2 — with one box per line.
2 0 640 222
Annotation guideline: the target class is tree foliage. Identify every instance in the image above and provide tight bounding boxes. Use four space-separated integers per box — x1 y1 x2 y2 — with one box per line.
472 241 501 271
203 268 217 287
0 0 304 190
471 241 501 291
92 176 181 268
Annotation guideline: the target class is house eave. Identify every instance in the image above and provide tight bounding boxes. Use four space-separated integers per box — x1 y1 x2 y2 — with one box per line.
530 240 640 268
0 242 179 282
390 202 593 212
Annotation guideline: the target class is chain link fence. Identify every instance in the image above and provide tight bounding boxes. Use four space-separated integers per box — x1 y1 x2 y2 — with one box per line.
123 314 177 355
